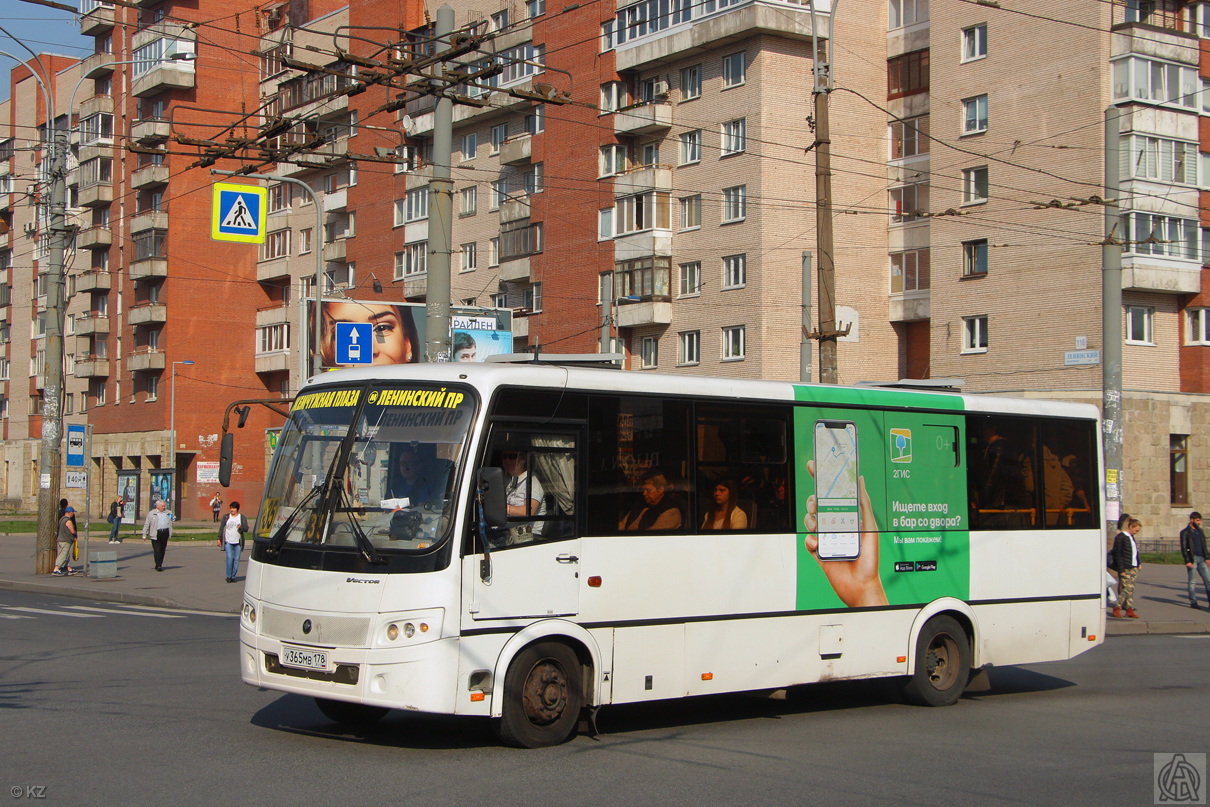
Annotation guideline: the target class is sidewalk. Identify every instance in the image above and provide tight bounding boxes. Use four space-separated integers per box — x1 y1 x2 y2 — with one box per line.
2 526 1210 631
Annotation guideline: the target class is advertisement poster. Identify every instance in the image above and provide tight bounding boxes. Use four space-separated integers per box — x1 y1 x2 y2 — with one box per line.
196 461 220 484
116 471 140 520
149 470 174 514
308 299 512 368
793 398 970 611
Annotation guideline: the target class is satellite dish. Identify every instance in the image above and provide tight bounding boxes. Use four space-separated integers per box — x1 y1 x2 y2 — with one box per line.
400 114 416 134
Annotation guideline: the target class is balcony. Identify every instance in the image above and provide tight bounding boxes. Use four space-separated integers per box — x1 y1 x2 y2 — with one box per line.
511 316 529 339
322 188 347 212
127 349 166 372
130 257 168 279
255 352 291 374
132 60 196 98
500 198 531 224
499 134 532 165
75 269 112 292
616 300 672 328
80 51 116 78
889 290 930 322
128 302 168 325
499 257 531 282
78 181 114 208
131 118 171 143
614 166 673 196
614 102 673 135
255 304 290 328
131 164 169 189
75 356 111 377
79 3 115 36
322 238 347 262
615 230 673 262
75 313 110 336
404 274 427 299
131 210 168 233
77 226 113 250
80 94 114 119
1121 255 1201 294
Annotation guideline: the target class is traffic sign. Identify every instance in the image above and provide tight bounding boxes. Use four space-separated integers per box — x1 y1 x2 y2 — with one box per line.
334 322 374 365
66 424 86 468
211 182 267 244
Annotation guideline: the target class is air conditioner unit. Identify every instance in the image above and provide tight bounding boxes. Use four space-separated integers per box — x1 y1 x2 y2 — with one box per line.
651 80 670 98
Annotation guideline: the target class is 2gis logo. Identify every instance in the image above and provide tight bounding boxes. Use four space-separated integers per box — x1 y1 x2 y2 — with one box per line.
890 428 912 463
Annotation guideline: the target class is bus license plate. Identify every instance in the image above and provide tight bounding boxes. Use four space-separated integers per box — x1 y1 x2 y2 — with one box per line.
280 645 328 671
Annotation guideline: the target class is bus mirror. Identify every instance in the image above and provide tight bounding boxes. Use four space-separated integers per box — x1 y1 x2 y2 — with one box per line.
219 433 234 487
477 467 508 529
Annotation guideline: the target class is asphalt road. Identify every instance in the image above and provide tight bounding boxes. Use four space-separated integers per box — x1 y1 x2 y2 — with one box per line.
2 589 1207 806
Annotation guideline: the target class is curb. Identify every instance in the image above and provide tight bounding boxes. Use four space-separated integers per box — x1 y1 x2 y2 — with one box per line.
0 577 237 613
1106 619 1210 636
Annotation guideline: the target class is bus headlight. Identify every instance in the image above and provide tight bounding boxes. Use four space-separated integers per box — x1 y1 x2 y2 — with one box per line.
241 600 256 628
377 610 443 646
386 623 399 641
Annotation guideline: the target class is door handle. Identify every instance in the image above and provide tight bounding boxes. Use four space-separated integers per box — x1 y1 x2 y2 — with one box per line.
556 554 579 564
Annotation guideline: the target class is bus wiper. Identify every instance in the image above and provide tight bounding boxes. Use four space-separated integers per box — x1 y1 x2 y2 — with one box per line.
338 486 385 566
266 485 322 556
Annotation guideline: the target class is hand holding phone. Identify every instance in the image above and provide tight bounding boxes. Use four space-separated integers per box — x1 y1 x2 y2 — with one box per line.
803 457 889 608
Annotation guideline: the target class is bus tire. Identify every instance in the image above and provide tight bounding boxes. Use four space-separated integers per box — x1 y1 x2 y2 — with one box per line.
314 697 389 726
495 642 583 748
901 615 970 707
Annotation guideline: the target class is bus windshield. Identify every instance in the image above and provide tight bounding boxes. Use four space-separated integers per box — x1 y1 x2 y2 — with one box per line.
255 383 476 555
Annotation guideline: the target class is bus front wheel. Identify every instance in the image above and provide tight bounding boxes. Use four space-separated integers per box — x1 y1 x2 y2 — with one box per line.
901 616 971 707
314 697 389 726
495 642 583 748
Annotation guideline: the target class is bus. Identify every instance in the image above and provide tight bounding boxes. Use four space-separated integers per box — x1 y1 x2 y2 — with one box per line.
235 360 1105 747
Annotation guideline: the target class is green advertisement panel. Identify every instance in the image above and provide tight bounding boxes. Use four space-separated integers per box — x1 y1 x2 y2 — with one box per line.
793 403 970 611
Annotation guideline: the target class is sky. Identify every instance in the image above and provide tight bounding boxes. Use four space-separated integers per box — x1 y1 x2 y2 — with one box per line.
0 0 95 102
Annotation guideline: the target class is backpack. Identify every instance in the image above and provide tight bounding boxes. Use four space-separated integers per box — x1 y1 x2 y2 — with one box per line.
1106 549 1115 570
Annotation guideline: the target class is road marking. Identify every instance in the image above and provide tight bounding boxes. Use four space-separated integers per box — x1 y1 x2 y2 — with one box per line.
0 614 35 619
113 604 236 618
64 605 185 619
3 607 103 618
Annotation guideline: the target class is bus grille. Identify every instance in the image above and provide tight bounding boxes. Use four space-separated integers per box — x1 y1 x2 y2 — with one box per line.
261 606 372 647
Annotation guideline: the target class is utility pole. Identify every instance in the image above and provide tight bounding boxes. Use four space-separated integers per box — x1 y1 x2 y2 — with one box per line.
1102 107 1123 527
425 4 455 363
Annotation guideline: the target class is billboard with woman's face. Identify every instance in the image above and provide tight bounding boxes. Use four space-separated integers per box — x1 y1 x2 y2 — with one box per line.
310 300 512 368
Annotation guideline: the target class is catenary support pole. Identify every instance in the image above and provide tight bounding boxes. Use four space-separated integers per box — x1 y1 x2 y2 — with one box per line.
801 251 813 383
1102 107 1123 526
425 4 455 362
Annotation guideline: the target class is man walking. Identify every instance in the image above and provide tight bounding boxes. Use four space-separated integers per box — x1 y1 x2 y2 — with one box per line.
142 499 174 571
1179 510 1210 610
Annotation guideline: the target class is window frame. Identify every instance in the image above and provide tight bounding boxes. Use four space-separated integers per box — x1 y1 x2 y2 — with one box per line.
679 129 702 165
722 185 747 223
962 94 989 135
640 335 658 369
962 239 989 277
722 325 746 361
679 330 701 365
722 253 746 289
962 166 989 205
962 315 988 353
961 23 988 62
720 118 747 156
1126 305 1155 345
722 52 746 88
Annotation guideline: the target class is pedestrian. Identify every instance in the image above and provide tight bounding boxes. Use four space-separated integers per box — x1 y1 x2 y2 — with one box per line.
1179 510 1210 610
1110 516 1144 618
142 499 174 571
107 496 124 544
209 492 223 523
217 501 248 583
52 506 77 576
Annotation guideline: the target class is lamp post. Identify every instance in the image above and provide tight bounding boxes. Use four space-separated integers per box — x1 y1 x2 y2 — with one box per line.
170 360 194 513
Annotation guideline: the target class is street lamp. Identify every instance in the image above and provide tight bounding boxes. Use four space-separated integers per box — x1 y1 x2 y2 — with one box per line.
170 360 194 510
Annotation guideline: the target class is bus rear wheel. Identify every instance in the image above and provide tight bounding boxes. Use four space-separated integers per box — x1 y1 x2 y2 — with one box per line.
495 642 583 748
314 697 389 727
901 616 970 707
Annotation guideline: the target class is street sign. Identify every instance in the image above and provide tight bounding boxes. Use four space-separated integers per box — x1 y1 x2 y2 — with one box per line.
1064 350 1101 366
211 182 267 244
334 322 374 365
66 424 86 468
65 471 87 489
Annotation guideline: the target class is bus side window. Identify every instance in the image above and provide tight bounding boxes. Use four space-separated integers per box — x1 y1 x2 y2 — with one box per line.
695 405 791 532
485 430 577 546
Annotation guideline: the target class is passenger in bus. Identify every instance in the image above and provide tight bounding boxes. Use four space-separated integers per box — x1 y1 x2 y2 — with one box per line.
701 479 748 530
317 302 420 367
502 451 545 544
619 472 682 531
391 445 437 504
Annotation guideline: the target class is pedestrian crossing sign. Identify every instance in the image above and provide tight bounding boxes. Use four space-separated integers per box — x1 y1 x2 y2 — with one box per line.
212 182 267 244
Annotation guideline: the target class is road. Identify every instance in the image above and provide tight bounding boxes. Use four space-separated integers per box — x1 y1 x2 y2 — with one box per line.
1 589 1206 806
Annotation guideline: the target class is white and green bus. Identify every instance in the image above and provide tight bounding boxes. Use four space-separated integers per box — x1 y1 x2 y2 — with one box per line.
236 360 1104 747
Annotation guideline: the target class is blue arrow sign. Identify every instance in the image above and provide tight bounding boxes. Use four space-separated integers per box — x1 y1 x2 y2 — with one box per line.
335 322 374 365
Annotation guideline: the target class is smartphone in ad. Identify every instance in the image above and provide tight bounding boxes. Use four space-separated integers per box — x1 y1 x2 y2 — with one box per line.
814 420 860 560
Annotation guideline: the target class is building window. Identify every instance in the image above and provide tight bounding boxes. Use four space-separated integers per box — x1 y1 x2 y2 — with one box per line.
962 315 988 353
462 133 478 160
257 323 290 353
722 52 746 87
962 24 987 61
600 81 625 112
490 123 508 153
680 195 702 230
268 183 291 213
524 281 543 312
501 220 543 260
679 330 700 365
394 242 428 278
640 142 660 167
680 64 702 100
888 50 929 99
722 254 746 289
602 20 617 51
522 162 544 194
889 0 928 28
1192 2 1210 37
616 191 671 234
1122 134 1198 184
261 229 290 261
1187 307 1210 344
640 336 658 368
400 186 429 223
679 261 701 297
490 179 507 209
890 248 930 293
962 239 989 276
722 325 746 360
1126 305 1154 344
79 112 114 144
490 9 510 30
460 186 478 216
91 379 107 406
526 0 545 19
1123 212 1199 260
146 375 158 401
890 183 928 223
1171 434 1190 505
721 118 746 156
525 104 545 134
298 228 312 254
599 208 614 240
461 242 478 271
600 144 627 176
962 166 988 204
890 116 929 159
489 237 500 266
679 130 702 165
962 95 989 134
722 185 747 223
